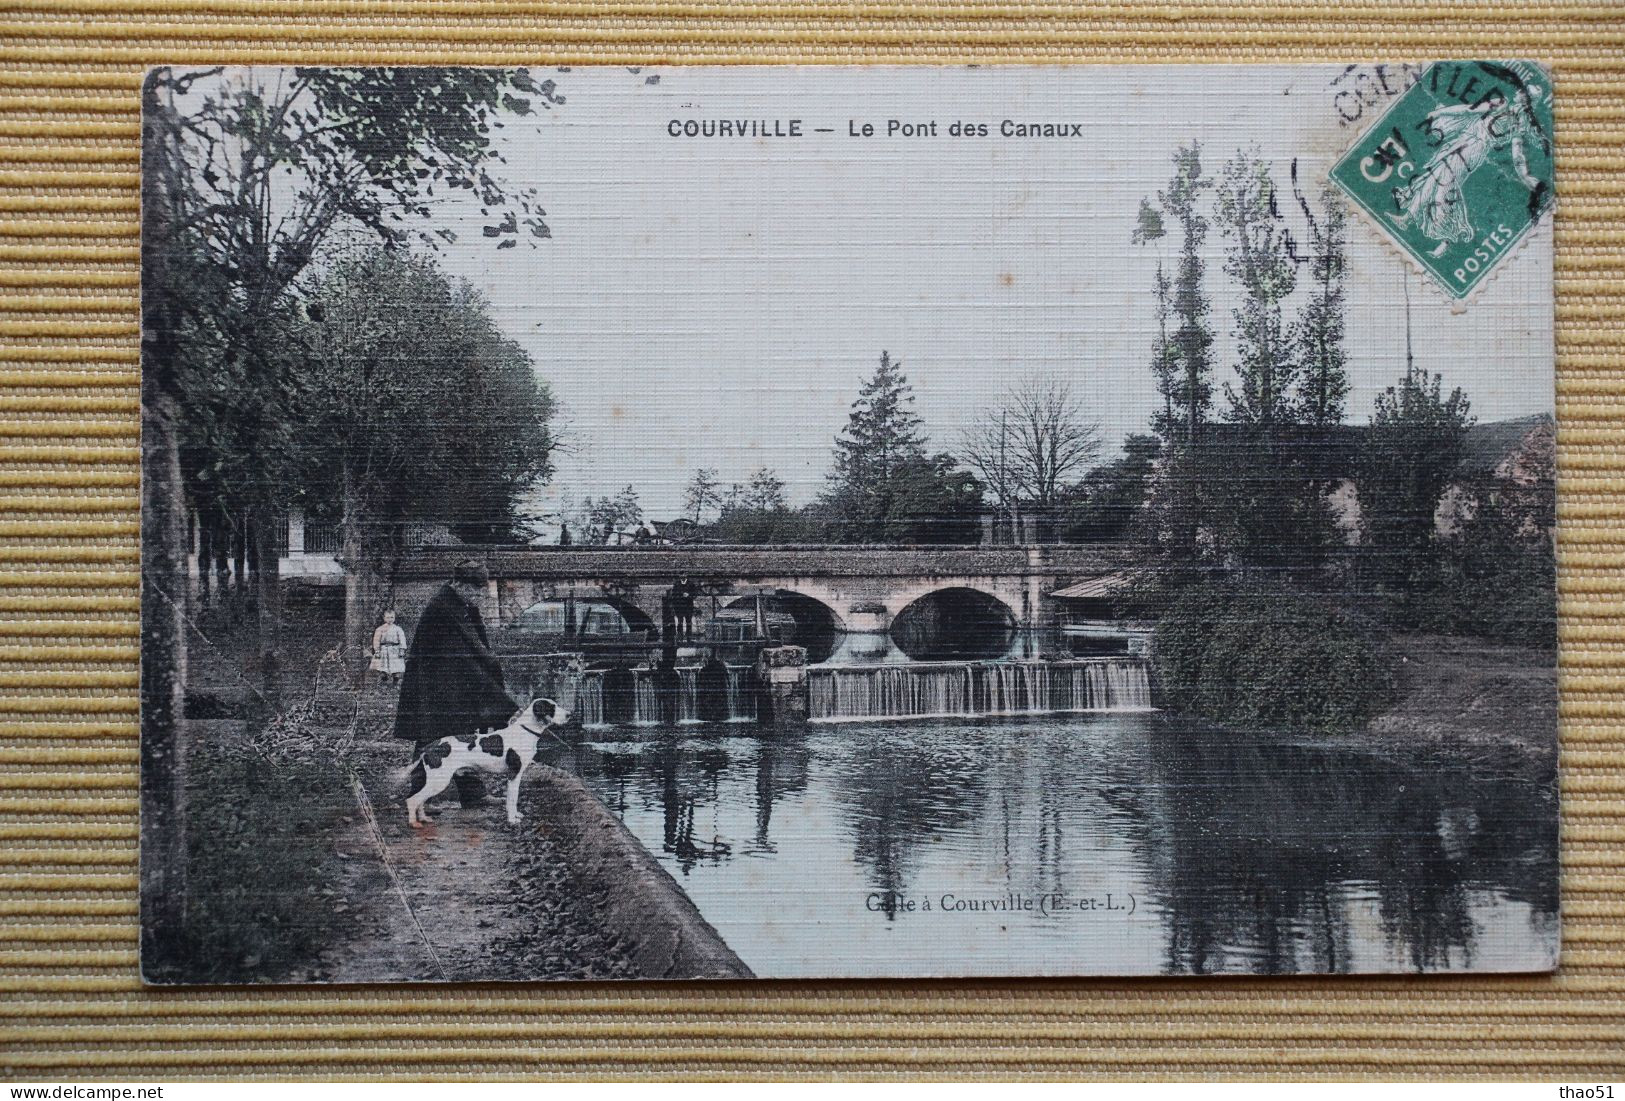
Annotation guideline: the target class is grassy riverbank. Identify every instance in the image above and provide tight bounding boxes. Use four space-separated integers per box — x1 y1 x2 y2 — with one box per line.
1367 634 1557 758
160 598 720 983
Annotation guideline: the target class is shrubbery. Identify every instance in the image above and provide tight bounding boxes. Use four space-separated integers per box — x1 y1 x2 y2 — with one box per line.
158 742 356 983
1153 580 1397 734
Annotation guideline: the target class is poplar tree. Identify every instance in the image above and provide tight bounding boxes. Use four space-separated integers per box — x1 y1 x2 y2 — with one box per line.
1296 185 1352 428
1131 198 1179 435
1159 143 1215 444
1217 150 1300 428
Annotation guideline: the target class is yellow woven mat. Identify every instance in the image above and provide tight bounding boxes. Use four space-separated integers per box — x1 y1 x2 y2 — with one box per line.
2 1 1622 1081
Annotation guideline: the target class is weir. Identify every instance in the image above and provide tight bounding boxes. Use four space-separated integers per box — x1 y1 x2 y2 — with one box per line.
808 658 1152 722
565 667 760 728
532 656 1153 728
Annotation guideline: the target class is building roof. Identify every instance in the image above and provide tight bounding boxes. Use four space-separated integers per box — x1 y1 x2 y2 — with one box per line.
1050 572 1133 600
1456 413 1554 475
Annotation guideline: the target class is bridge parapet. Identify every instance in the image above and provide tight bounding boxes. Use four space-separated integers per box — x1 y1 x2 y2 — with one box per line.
395 543 1134 581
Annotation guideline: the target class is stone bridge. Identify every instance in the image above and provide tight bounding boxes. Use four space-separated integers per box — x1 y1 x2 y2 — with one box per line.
390 544 1131 635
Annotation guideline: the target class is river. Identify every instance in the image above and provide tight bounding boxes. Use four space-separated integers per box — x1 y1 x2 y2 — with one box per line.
547 709 1557 978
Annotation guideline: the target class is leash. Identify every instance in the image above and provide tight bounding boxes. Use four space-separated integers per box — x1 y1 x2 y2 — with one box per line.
347 770 449 981
518 720 574 751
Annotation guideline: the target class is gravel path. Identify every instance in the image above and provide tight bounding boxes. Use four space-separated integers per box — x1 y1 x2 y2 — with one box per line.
315 690 640 983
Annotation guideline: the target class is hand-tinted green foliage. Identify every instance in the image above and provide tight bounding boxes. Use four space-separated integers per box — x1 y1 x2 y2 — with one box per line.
1217 148 1300 429
1358 365 1474 609
164 741 354 983
1153 579 1397 734
295 249 556 545
1157 142 1216 444
145 66 555 529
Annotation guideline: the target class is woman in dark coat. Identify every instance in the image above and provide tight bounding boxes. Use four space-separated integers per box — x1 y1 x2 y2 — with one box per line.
394 559 517 807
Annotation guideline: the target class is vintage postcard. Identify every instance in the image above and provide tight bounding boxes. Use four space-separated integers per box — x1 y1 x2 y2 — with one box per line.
139 63 1558 983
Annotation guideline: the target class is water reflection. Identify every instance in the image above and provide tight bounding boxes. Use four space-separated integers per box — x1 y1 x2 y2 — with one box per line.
563 714 1557 977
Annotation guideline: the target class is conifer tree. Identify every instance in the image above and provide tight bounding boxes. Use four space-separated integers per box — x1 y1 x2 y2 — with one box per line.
824 351 930 541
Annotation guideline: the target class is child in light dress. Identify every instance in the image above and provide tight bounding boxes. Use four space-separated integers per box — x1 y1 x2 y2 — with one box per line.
371 610 407 687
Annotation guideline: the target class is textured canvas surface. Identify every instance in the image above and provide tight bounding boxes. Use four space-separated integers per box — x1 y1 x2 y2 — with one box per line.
2 0 1623 1079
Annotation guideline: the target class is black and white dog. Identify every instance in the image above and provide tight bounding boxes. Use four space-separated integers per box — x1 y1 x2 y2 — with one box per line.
405 698 571 828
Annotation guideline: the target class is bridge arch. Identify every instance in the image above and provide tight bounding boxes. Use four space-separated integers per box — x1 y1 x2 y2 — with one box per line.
507 592 656 637
720 589 843 662
891 584 1019 661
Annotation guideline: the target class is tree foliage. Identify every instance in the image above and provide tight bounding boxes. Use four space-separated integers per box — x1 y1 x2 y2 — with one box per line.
1159 142 1216 444
143 65 559 707
683 468 723 524
146 65 558 522
295 249 556 544
959 378 1102 520
1153 579 1396 734
1060 433 1161 542
1358 365 1474 600
1433 463 1557 648
824 352 980 542
576 486 644 545
1295 184 1351 427
1217 149 1299 428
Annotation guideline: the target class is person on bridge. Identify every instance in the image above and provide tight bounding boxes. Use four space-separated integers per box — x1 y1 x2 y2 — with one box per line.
393 559 517 810
669 576 698 641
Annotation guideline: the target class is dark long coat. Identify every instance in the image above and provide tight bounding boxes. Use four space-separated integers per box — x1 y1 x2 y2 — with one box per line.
393 583 517 744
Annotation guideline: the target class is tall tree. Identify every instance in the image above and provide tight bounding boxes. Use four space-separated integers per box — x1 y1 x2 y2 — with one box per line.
143 64 556 710
1158 143 1215 444
140 66 557 968
824 351 928 542
1131 198 1179 435
296 249 556 656
1138 144 1216 565
1217 150 1299 428
1295 184 1352 428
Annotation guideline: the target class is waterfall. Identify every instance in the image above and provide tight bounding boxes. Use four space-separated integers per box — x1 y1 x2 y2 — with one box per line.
574 673 605 728
561 659 1146 728
807 658 1153 722
724 667 758 722
569 667 756 728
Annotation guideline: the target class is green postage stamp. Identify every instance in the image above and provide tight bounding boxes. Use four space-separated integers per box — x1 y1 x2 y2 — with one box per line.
1330 60 1554 301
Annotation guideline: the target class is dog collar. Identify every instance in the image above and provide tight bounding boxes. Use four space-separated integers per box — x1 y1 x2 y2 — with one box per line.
517 722 550 737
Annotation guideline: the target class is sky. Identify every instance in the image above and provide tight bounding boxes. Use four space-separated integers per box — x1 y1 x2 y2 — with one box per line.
373 66 1553 520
